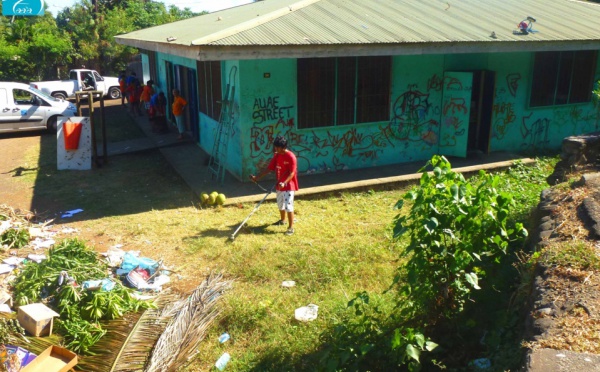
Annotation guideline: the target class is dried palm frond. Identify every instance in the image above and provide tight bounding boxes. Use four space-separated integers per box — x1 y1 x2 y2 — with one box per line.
73 290 183 372
0 204 47 224
145 273 233 372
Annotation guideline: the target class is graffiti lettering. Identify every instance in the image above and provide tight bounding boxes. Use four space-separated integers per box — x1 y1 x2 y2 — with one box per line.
427 74 444 92
444 77 464 91
252 96 293 125
506 73 521 97
443 97 467 116
521 113 550 150
389 85 439 144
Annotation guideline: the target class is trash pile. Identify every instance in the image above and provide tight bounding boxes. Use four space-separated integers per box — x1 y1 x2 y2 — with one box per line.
0 205 174 371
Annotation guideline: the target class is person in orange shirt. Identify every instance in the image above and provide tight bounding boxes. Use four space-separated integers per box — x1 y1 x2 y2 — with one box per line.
171 89 187 140
140 80 154 114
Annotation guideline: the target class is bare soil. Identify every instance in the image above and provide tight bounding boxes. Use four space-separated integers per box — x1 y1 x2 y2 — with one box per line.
526 168 600 358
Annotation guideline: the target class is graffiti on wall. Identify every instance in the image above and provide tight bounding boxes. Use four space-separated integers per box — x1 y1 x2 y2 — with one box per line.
506 73 521 97
249 81 443 173
427 74 444 92
554 106 598 132
252 96 294 125
491 74 521 140
389 84 440 145
520 113 550 150
492 102 516 140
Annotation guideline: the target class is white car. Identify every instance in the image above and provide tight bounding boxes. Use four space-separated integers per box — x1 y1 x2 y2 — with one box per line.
31 69 121 100
0 82 77 133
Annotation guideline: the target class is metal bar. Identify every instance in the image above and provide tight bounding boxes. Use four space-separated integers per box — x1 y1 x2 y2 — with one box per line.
229 184 275 240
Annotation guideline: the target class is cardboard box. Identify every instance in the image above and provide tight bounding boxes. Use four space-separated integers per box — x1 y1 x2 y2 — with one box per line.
21 346 77 372
17 303 60 337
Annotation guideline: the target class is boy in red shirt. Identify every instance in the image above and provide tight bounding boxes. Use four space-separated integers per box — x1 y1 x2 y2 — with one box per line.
250 136 299 235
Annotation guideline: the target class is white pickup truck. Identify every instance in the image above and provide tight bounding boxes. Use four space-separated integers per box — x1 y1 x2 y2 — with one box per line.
31 69 121 100
0 82 77 133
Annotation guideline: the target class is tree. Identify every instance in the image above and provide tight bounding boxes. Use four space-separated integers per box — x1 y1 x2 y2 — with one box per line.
0 0 200 80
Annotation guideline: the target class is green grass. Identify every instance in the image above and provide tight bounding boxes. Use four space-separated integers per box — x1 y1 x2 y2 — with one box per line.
3 107 561 370
543 241 600 271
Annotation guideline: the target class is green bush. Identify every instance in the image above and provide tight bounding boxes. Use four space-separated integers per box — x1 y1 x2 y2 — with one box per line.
392 155 527 323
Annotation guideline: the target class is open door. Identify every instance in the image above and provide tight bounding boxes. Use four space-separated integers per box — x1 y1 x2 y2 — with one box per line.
440 72 473 158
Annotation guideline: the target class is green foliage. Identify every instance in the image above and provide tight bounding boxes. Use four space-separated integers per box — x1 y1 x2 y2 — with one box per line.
0 317 26 345
59 318 107 355
392 155 527 322
11 238 154 354
0 0 200 81
317 292 437 371
0 228 29 249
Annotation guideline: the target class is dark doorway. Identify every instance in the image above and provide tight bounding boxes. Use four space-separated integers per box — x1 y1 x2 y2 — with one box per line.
165 61 175 123
165 62 199 142
467 70 495 155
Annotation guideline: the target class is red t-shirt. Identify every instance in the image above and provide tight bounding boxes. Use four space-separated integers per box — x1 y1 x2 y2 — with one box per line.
268 150 298 191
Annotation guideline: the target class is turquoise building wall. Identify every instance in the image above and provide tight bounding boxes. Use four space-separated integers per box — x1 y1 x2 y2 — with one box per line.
145 50 600 181
489 52 600 153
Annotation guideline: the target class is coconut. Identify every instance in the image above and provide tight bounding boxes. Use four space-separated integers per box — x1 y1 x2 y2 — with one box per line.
208 192 218 205
216 193 227 205
201 193 210 204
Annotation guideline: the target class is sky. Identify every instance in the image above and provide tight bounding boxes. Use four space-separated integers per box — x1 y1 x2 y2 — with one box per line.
44 0 254 17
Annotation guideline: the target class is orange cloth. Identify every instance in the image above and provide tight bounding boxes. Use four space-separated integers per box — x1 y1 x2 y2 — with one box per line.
172 96 187 116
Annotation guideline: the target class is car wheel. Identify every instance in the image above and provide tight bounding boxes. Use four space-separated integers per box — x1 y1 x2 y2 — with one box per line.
47 116 58 132
108 87 121 99
52 92 67 100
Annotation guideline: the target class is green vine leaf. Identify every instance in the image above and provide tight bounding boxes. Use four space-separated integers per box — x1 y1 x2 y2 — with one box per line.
465 272 480 290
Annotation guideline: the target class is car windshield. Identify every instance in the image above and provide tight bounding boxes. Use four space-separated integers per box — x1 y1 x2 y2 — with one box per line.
29 86 59 102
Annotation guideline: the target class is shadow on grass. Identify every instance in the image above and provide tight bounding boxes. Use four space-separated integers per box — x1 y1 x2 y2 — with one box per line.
186 222 281 242
3 166 39 177
26 102 198 223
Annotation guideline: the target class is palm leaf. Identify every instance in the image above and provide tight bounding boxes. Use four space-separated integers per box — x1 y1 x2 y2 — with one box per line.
145 273 233 372
75 290 183 372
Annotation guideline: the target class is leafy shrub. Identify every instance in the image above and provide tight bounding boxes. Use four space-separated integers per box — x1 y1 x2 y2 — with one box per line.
392 155 528 323
317 292 437 371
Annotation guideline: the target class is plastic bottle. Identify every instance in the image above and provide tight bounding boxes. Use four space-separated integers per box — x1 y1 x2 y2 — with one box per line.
218 332 230 343
215 352 230 371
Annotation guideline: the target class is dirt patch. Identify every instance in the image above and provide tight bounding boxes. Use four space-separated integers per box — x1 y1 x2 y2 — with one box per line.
526 168 600 359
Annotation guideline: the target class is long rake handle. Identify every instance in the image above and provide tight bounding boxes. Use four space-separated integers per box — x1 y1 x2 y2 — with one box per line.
230 187 273 240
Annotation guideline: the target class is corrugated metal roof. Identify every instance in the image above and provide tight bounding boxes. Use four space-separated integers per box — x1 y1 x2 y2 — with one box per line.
115 0 600 57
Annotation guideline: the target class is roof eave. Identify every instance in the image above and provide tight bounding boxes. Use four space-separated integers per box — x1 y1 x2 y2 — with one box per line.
115 37 600 61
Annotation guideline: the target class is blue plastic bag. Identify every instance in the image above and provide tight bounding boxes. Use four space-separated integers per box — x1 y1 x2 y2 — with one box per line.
120 252 159 275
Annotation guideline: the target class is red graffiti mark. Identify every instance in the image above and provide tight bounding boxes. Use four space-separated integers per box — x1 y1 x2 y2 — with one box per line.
427 74 444 92
444 76 463 90
443 97 467 115
421 130 438 145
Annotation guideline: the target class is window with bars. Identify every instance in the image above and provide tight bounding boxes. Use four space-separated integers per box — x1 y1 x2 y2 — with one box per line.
297 56 391 129
530 50 597 107
197 61 222 121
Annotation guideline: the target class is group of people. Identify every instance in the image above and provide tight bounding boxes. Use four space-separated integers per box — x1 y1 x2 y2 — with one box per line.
118 71 188 139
